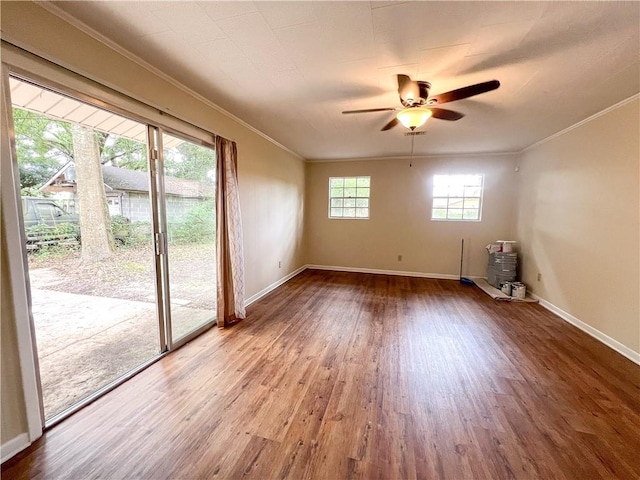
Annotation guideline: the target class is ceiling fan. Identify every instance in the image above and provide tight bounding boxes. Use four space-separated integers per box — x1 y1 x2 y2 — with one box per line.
342 75 500 131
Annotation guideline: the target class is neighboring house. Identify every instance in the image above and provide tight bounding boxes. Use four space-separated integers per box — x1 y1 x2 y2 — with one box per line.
41 163 214 222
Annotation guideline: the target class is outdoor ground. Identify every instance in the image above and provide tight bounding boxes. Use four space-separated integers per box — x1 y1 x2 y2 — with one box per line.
28 243 216 419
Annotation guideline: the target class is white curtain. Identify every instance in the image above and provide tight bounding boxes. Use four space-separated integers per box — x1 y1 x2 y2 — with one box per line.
215 136 245 327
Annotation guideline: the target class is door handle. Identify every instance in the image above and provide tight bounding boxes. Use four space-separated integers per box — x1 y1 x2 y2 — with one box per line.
154 232 166 256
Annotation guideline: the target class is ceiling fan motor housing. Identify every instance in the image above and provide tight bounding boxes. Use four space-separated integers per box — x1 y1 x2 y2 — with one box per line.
401 80 431 107
417 81 431 105
343 75 499 130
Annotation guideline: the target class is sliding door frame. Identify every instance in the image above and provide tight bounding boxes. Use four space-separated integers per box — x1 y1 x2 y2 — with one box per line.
147 126 168 353
154 127 218 351
1 65 45 443
2 42 219 435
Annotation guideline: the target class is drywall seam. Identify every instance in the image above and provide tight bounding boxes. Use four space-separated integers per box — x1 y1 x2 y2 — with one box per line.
34 2 305 162
244 265 307 307
529 293 640 366
306 264 461 280
0 433 29 463
521 93 640 153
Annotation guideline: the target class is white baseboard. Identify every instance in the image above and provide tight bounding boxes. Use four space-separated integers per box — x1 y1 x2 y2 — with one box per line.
530 293 640 366
244 265 307 307
245 264 462 308
1 432 30 463
306 264 460 280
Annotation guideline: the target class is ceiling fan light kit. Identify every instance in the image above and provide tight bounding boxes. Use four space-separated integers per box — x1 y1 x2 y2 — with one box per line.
397 107 432 130
342 75 500 132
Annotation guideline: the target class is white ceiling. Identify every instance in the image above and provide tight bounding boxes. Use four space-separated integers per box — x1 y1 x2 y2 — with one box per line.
48 1 639 160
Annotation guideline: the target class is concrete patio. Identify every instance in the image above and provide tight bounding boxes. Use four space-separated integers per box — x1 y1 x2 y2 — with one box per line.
30 268 214 419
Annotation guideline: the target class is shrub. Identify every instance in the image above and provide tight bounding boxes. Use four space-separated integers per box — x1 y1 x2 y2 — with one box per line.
110 214 130 235
29 244 73 260
25 222 80 252
111 216 153 248
168 200 215 245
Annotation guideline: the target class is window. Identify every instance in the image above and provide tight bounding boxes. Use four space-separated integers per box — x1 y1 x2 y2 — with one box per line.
432 174 483 221
329 176 370 218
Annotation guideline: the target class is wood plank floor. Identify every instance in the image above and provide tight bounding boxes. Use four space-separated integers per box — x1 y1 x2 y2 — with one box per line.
3 270 640 479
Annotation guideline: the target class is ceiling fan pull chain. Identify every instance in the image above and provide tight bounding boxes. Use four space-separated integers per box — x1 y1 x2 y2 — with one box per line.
410 134 415 167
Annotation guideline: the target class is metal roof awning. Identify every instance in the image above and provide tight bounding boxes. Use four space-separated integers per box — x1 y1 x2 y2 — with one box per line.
9 77 184 149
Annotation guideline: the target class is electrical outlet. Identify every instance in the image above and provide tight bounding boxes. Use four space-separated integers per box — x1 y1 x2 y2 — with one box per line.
397 255 403 261
537 272 542 282
278 260 282 268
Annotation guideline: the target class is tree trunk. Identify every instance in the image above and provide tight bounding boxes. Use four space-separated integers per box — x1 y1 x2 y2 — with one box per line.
72 124 115 261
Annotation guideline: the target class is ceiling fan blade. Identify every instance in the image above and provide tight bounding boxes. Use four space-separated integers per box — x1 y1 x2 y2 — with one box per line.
381 117 399 131
397 74 420 104
342 107 396 114
429 80 500 105
429 108 465 121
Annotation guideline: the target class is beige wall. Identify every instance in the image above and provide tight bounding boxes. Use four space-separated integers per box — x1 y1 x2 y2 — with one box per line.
1 1 306 451
241 145 306 294
306 154 518 277
516 98 640 353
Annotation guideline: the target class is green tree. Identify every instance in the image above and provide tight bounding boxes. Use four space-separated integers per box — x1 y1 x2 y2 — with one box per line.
14 107 217 186
97 134 147 170
12 108 71 191
164 141 215 183
12 107 141 261
12 107 148 194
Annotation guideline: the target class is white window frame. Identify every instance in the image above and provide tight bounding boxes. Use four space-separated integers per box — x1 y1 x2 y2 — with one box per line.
431 174 484 222
328 176 370 219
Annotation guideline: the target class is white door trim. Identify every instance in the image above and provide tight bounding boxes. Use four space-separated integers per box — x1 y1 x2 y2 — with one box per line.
1 66 44 443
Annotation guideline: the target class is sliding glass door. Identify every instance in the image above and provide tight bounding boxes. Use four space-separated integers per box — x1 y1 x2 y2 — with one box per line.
157 131 217 345
7 75 217 424
10 77 163 421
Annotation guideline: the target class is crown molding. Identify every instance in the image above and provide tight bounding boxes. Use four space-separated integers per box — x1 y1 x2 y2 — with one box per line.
36 2 305 162
306 150 518 163
29 2 640 165
520 93 640 154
